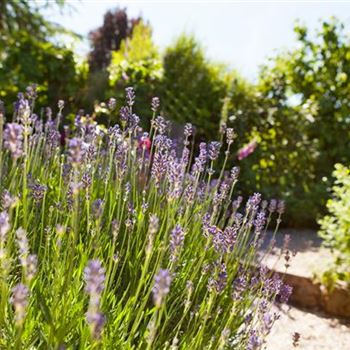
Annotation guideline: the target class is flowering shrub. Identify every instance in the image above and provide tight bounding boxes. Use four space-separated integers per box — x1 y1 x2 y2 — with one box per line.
0 87 291 349
318 164 350 286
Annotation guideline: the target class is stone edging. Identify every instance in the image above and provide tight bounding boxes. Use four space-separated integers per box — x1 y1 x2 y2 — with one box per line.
279 271 350 318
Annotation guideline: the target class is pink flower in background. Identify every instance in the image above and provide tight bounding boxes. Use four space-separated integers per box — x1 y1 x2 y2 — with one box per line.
237 140 257 161
139 135 152 151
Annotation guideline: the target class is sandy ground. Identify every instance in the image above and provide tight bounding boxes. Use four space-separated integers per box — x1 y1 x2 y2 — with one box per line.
262 230 350 350
261 229 334 278
265 304 350 350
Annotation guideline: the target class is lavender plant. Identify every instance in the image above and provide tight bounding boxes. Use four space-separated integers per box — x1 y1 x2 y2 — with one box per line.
0 87 291 349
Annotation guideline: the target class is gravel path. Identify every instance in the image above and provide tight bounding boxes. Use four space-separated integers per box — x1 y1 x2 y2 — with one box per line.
266 304 350 350
262 230 350 349
261 229 333 278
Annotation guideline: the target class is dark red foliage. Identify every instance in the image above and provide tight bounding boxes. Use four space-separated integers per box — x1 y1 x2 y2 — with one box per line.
88 7 141 72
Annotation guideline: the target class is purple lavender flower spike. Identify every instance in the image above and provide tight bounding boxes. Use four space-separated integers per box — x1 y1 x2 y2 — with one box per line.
84 260 106 297
277 200 286 214
92 199 104 219
208 263 227 293
254 211 266 234
84 259 106 339
152 116 168 135
184 123 193 138
151 97 160 112
230 166 240 181
125 87 135 107
86 311 105 340
57 99 65 110
2 190 16 209
3 123 24 159
31 183 47 203
0 211 10 241
247 329 262 350
68 138 84 165
226 128 236 145
232 275 247 301
268 199 277 213
169 224 185 262
279 283 293 303
107 97 116 111
192 142 207 174
246 193 262 213
11 283 29 326
119 106 130 123
152 269 172 308
208 141 221 161
232 196 243 211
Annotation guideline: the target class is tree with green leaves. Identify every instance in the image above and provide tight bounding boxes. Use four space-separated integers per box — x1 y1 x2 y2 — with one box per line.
0 0 82 114
226 19 350 227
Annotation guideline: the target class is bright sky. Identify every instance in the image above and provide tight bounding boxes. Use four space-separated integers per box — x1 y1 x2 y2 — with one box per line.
47 1 350 80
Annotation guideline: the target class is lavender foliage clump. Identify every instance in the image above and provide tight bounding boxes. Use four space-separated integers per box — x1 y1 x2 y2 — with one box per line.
0 90 290 348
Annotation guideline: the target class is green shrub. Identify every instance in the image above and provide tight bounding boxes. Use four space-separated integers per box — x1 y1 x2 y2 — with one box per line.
0 1 83 114
318 164 350 285
225 19 350 227
162 35 228 140
107 21 162 125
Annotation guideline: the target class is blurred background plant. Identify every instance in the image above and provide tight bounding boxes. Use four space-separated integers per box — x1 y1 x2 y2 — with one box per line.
318 164 350 287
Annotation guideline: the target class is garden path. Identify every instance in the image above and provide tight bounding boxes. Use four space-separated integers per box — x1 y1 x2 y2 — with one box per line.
262 229 350 350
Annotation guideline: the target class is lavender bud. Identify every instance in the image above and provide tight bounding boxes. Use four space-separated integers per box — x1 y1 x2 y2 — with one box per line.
0 211 10 241
208 141 221 161
26 254 38 281
169 224 185 262
152 269 172 308
254 211 266 234
226 128 236 144
277 200 286 214
68 138 84 165
11 283 29 326
246 193 261 212
149 214 159 235
208 263 227 293
230 166 240 181
86 311 105 340
184 123 193 138
151 97 160 112
279 283 293 304
84 260 106 297
119 106 130 123
25 84 38 100
247 329 262 350
31 183 47 203
232 196 243 210
3 123 24 159
261 200 268 210
219 122 227 135
1 190 16 209
58 100 65 110
125 87 135 106
152 116 168 135
84 260 106 339
268 199 277 213
107 97 116 110
92 199 104 219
